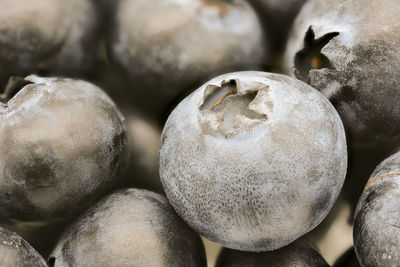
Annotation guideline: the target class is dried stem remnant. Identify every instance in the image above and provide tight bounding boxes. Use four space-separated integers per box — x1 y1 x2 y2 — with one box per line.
294 27 339 82
200 79 238 111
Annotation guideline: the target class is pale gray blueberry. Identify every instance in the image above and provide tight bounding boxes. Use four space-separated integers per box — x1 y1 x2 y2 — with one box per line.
0 227 47 267
354 150 400 267
284 0 400 149
50 189 206 267
159 71 347 251
0 75 127 232
108 0 267 116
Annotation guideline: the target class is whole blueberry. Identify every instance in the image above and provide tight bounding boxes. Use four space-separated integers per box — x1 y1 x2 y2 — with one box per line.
159 71 347 251
50 189 206 267
0 227 47 267
0 75 127 232
354 150 400 267
216 241 328 267
108 0 267 116
284 0 400 149
0 0 99 85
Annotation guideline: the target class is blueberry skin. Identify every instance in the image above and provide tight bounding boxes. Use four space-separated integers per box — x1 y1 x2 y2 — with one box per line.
159 71 347 251
0 227 47 267
0 0 99 85
49 189 206 267
284 0 400 150
107 0 267 117
354 151 400 267
216 241 328 267
0 75 127 232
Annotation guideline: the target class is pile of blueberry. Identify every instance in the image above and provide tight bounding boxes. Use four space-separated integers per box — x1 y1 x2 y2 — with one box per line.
0 0 399 266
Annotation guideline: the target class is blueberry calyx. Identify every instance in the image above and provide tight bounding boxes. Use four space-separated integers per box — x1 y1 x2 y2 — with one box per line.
294 26 339 83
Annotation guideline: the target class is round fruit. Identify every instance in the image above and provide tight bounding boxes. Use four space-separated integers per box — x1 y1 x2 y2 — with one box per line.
216 241 328 267
284 0 400 149
354 150 400 267
0 75 127 231
0 227 47 267
159 71 347 251
0 0 99 85
50 189 206 267
108 0 267 116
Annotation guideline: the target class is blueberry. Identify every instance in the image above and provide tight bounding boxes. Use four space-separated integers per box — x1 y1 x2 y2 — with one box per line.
107 0 267 117
0 0 99 85
159 71 347 251
0 227 47 267
284 0 400 150
354 150 400 267
0 75 127 232
50 189 206 267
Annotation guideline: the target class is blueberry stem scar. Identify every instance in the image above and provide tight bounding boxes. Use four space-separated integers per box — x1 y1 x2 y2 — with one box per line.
364 172 400 191
294 26 339 82
312 56 320 69
209 89 238 111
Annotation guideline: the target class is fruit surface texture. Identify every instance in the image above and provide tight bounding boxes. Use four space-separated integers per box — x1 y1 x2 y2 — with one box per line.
108 0 266 114
0 76 127 230
284 0 400 148
0 0 98 83
354 151 400 267
159 71 347 251
0 227 47 267
50 189 206 267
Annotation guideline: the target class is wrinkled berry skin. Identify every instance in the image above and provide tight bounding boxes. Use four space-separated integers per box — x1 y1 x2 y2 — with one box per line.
216 241 328 267
0 0 99 85
0 76 127 231
0 227 47 267
50 189 206 267
284 0 400 149
159 71 347 251
108 0 267 117
354 151 400 267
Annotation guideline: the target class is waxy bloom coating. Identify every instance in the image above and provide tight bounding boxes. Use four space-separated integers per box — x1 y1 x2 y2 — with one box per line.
50 189 206 267
160 71 347 251
0 0 99 83
284 0 400 149
0 76 127 230
354 151 400 267
0 227 47 267
108 0 267 115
